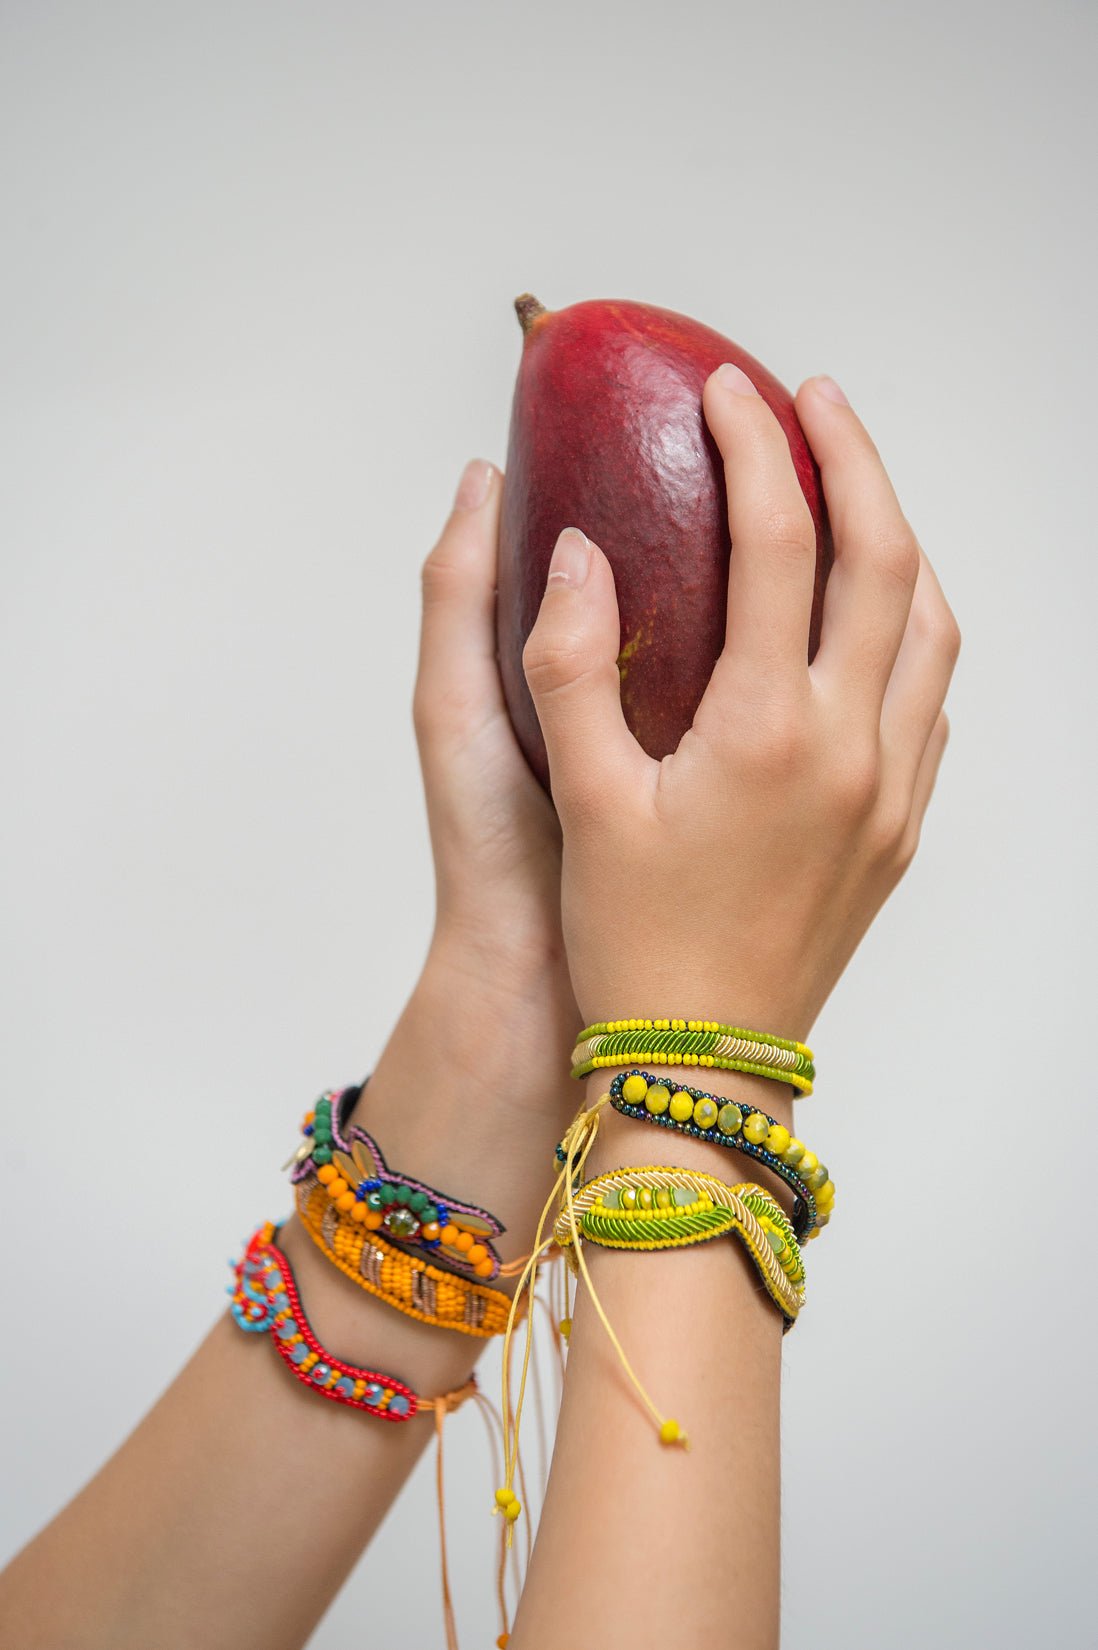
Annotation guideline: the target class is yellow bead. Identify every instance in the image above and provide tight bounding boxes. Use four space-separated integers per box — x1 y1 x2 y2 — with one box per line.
505 1500 522 1521
669 1090 693 1123
782 1138 806 1167
654 1187 672 1208
620 1186 637 1209
659 1418 682 1444
816 1180 835 1208
693 1097 719 1130
799 1151 819 1177
644 1084 671 1116
622 1074 648 1105
743 1112 769 1145
495 1487 516 1507
766 1124 791 1156
638 1186 654 1210
559 1316 572 1340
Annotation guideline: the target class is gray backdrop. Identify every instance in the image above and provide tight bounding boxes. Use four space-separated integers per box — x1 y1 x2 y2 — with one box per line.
2 2 1095 1645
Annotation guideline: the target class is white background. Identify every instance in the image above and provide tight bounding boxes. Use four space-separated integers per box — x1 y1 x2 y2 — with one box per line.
2 2 1095 1645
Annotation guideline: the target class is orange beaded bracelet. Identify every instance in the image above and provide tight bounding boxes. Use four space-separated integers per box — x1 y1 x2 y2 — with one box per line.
295 1171 522 1338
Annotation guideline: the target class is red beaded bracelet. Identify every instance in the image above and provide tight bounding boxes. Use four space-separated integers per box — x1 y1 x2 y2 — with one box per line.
229 1221 477 1422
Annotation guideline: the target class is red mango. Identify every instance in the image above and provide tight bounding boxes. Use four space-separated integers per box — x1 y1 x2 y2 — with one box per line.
496 293 834 792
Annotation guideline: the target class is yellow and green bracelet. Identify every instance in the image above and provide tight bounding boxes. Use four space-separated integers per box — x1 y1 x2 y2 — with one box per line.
553 1164 805 1329
570 1016 815 1095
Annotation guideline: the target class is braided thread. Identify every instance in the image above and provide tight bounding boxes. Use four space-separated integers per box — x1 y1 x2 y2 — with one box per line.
570 1035 815 1095
582 1204 734 1247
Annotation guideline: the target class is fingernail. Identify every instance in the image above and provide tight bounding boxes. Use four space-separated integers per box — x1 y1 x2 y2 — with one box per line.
453 458 493 511
716 361 758 396
813 376 849 406
547 527 590 589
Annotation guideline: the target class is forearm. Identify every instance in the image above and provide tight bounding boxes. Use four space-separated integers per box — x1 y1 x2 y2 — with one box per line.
509 1064 796 1649
0 935 576 1650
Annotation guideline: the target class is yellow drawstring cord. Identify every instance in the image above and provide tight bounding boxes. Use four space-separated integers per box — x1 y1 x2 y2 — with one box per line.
494 1095 689 1540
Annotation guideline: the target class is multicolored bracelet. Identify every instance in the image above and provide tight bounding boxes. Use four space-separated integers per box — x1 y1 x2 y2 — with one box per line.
553 1166 805 1329
604 1069 835 1241
295 1170 520 1338
228 1221 478 1421
570 1018 815 1095
286 1083 505 1282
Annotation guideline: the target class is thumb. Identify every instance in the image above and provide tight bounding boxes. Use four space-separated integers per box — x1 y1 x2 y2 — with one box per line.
521 527 640 814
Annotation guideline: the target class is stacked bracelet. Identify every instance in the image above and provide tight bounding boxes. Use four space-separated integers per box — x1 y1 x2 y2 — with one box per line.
604 1069 836 1240
570 1017 815 1095
228 1221 477 1420
295 1170 520 1338
286 1083 505 1282
553 1166 805 1329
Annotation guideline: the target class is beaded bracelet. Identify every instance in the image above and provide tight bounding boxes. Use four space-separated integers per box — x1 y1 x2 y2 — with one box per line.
571 1018 815 1095
286 1083 505 1282
605 1069 835 1241
552 1165 805 1329
295 1170 520 1338
229 1221 478 1421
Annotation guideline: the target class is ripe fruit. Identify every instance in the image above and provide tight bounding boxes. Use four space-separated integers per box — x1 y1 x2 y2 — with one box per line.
496 294 833 791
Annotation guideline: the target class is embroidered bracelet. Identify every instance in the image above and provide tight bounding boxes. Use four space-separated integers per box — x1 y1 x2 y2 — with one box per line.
570 1017 815 1095
552 1165 805 1327
295 1170 520 1337
228 1221 478 1420
286 1083 505 1281
604 1069 835 1241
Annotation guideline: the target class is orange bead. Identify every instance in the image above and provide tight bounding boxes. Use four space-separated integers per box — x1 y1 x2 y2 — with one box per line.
336 1192 357 1213
317 1164 338 1185
364 1210 383 1230
475 1259 495 1278
328 1177 348 1198
466 1243 487 1264
421 1222 441 1241
454 1231 475 1253
350 1202 368 1223
441 1224 459 1244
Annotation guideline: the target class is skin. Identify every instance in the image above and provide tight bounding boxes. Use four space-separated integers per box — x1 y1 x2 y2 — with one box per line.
0 367 961 1650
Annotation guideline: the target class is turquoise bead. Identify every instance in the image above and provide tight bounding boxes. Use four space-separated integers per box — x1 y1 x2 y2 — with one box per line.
335 1376 356 1398
290 1343 310 1365
389 1394 411 1417
313 1146 332 1165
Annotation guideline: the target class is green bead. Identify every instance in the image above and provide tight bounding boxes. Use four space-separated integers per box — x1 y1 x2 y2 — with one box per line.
644 1084 671 1116
313 1145 332 1165
717 1103 743 1137
380 1184 398 1205
366 1191 384 1211
422 1204 438 1224
805 1164 828 1192
782 1139 806 1167
410 1191 429 1212
395 1185 411 1205
386 1207 419 1239
312 1127 332 1145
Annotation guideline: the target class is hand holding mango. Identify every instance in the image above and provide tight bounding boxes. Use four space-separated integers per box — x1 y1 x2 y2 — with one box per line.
498 293 960 1041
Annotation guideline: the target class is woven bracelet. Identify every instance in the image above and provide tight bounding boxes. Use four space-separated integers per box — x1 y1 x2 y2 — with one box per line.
552 1165 805 1329
571 1019 815 1095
